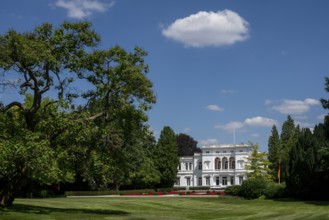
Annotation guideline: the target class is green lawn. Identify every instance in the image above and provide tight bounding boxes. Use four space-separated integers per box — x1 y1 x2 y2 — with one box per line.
0 196 328 220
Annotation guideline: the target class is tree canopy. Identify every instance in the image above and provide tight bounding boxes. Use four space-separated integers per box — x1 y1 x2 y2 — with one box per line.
0 22 156 206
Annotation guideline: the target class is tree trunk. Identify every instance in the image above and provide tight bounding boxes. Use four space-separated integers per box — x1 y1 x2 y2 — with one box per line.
0 170 27 207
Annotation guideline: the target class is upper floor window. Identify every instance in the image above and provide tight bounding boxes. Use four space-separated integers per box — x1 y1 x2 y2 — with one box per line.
189 162 192 170
198 161 202 170
206 151 210 153
223 151 226 153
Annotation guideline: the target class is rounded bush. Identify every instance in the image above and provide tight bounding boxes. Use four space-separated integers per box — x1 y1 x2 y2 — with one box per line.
224 185 241 196
239 177 268 199
264 182 286 199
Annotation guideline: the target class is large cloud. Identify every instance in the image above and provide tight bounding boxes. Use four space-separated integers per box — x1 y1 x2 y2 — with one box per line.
54 0 114 19
214 121 244 132
215 116 277 132
162 10 249 47
244 116 277 127
270 98 320 115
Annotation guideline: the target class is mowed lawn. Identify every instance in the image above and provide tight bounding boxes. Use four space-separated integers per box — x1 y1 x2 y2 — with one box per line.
1 196 329 220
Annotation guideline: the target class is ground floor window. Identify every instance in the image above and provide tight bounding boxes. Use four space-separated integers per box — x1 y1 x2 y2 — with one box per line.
198 177 202 186
222 177 227 186
186 177 191 186
216 177 220 186
230 176 234 185
176 177 180 186
206 177 210 186
239 176 244 185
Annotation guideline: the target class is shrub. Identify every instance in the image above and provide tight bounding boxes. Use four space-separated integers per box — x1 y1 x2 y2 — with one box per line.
224 185 241 196
239 177 268 199
264 182 286 199
156 188 172 193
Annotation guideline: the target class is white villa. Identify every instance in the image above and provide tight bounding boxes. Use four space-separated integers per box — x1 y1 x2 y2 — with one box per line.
175 144 253 189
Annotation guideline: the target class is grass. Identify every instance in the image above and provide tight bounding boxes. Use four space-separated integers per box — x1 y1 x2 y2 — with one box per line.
0 196 328 219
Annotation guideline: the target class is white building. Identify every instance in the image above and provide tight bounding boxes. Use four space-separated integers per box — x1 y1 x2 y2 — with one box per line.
175 144 253 189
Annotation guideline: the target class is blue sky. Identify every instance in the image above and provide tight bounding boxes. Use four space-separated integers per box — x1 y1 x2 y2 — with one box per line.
1 0 329 151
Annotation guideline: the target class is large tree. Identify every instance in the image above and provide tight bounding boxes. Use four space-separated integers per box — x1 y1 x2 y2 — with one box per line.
279 115 299 182
0 22 156 206
176 133 201 157
154 126 179 188
267 125 281 182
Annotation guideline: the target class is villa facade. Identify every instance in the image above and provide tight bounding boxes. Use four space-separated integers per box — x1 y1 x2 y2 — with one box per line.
175 144 253 188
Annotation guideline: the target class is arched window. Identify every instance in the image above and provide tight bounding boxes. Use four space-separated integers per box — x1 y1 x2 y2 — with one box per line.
229 157 235 169
215 158 221 170
222 157 228 170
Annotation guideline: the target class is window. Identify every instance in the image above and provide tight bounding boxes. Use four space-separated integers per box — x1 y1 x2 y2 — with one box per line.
176 177 180 186
222 157 228 169
222 177 227 186
239 150 243 152
229 157 235 169
198 161 202 170
215 158 221 170
198 177 202 186
230 150 234 153
230 176 234 185
206 151 210 153
223 150 226 153
185 163 188 170
206 177 210 186
216 177 220 186
239 176 244 185
186 177 191 186
216 151 219 153
189 162 192 170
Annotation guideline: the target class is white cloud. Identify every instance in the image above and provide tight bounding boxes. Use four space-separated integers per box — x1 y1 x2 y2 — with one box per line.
214 121 244 132
182 128 191 133
54 0 114 19
215 116 277 132
244 116 277 127
220 89 237 94
250 133 260 137
199 138 219 146
206 104 224 111
162 10 249 47
295 121 314 129
271 98 320 115
317 114 327 120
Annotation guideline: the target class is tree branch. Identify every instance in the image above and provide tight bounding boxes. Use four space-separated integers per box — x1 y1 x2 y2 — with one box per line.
0 101 25 112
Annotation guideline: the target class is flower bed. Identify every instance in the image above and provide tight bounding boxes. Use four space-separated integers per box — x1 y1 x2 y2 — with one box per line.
121 191 223 196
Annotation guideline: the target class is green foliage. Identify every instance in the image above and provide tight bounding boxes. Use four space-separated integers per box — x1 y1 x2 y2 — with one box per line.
263 182 286 199
176 133 200 156
245 144 272 180
154 126 179 188
286 127 329 199
0 21 158 206
267 125 281 181
239 177 268 199
224 185 241 196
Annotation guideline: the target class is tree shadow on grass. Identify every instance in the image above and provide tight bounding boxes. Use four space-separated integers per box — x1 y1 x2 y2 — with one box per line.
0 204 129 216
